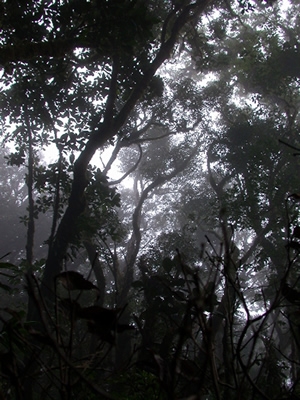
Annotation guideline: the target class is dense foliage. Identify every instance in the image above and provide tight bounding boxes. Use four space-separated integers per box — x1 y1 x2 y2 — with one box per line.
0 0 300 399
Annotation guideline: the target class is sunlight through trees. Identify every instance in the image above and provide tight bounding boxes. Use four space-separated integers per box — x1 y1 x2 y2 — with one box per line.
0 0 299 399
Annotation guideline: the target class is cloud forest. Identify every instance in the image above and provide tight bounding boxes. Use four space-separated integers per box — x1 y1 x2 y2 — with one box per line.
0 0 300 399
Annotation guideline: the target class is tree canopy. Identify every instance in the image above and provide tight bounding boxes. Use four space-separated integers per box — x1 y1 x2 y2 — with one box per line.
0 0 300 399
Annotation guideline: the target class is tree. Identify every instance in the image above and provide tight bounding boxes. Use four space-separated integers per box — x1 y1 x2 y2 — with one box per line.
119 1 300 398
1 0 212 297
1 0 299 399
0 0 217 398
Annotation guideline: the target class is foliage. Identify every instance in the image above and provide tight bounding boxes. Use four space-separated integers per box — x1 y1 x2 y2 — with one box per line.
1 0 300 399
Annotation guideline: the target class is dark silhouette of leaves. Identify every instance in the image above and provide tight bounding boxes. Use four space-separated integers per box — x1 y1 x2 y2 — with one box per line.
56 271 100 293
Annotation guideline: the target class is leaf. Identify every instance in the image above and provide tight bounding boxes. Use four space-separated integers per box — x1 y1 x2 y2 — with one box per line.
76 305 122 326
162 257 174 273
0 272 16 279
171 290 186 302
27 329 54 346
0 282 14 292
131 280 144 289
288 241 300 251
289 193 300 201
293 226 300 239
56 271 100 292
3 308 26 321
204 293 219 311
76 305 129 344
282 282 300 304
87 322 116 344
0 262 18 271
0 352 16 378
173 278 186 287
116 324 135 333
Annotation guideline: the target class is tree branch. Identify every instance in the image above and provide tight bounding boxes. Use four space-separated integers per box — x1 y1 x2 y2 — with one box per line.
108 144 143 186
41 0 211 301
24 107 35 266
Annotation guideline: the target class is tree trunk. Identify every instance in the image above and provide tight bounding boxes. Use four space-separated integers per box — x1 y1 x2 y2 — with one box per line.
40 0 211 303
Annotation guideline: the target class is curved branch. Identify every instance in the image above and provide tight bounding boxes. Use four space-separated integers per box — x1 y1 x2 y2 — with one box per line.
118 146 199 305
108 144 143 186
134 129 174 144
102 140 122 176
